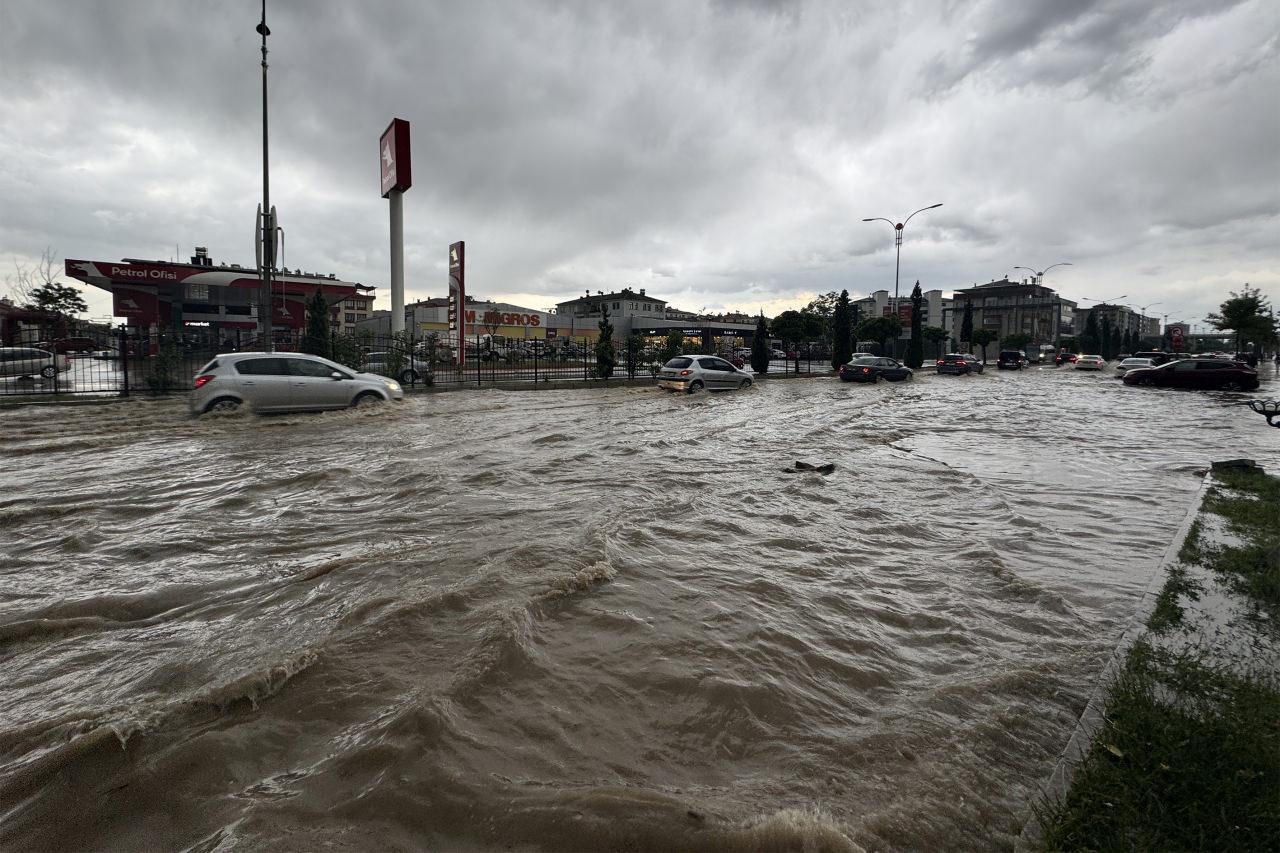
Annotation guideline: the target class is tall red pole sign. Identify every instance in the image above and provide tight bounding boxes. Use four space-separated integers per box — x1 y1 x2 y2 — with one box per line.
448 241 465 365
380 118 411 334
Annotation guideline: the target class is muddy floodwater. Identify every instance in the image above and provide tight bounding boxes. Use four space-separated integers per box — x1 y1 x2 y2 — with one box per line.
2 367 1276 851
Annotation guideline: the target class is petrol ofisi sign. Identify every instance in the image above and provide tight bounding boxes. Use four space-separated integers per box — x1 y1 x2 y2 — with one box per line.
379 118 412 198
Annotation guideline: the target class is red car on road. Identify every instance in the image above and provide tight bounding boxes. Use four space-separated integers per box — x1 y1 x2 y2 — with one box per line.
1122 358 1259 391
1054 352 1078 365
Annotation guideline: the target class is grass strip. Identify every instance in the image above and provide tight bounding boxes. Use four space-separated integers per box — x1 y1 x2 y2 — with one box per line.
1200 468 1280 619
1039 640 1280 851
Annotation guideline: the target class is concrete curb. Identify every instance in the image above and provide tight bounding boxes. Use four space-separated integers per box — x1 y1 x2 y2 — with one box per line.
1015 472 1214 851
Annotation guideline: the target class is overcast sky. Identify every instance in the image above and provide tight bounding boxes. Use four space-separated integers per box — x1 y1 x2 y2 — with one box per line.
2 0 1276 326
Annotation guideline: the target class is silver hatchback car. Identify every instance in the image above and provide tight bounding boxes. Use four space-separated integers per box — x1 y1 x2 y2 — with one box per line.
190 352 405 415
657 355 754 393
0 347 70 379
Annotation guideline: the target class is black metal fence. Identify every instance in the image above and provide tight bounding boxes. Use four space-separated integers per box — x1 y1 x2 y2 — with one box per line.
0 326 837 399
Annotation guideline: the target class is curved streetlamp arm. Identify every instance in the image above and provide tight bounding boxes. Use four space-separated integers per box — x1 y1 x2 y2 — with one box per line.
903 203 943 227
861 217 896 227
1041 262 1073 275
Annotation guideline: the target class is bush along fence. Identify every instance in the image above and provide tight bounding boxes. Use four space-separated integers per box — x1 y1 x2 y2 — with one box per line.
1 325 840 399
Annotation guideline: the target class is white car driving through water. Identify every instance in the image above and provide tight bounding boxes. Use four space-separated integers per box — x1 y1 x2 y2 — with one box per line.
657 355 753 393
190 352 404 415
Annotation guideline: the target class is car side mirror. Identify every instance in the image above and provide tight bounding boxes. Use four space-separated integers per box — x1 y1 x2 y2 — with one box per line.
330 372 344 380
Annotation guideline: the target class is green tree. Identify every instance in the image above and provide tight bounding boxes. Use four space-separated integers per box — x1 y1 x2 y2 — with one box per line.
1080 310 1100 355
659 329 683 363
146 339 180 395
771 310 808 350
855 315 902 356
1057 335 1078 352
804 292 838 341
905 282 924 368
330 332 365 370
1206 285 1278 352
28 281 87 317
750 313 770 374
1100 316 1115 359
624 332 642 379
300 288 330 356
595 304 616 379
831 290 853 369
971 328 998 362
1002 332 1032 351
960 301 973 347
923 325 948 359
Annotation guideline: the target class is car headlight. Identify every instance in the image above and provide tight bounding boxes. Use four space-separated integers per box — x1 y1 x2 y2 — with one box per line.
384 380 401 391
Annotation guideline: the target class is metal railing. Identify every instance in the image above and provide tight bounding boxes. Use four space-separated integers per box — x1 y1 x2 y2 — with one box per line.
1 326 844 399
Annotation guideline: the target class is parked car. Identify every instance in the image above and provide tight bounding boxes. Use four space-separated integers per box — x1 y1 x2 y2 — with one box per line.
1074 355 1106 371
770 348 787 360
0 347 70 379
360 351 432 383
996 349 1027 370
936 353 984 375
656 355 753 393
1122 358 1260 392
1132 350 1176 366
839 355 913 383
190 352 404 415
1054 352 1079 366
1114 357 1155 376
48 337 99 354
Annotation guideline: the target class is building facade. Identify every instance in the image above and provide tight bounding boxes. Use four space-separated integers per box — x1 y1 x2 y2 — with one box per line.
64 248 375 347
948 278 1077 348
852 289 953 338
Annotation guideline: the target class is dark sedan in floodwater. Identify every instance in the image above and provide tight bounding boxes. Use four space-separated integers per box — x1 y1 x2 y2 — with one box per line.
1122 358 1260 391
839 356 913 383
936 353 985 375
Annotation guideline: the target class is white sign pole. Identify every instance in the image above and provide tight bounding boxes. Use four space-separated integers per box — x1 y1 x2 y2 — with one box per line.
390 190 405 335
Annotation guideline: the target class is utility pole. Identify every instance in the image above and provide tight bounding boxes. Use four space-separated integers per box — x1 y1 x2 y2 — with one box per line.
256 0 274 350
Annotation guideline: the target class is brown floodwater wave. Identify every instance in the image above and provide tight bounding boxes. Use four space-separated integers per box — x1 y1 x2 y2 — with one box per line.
1 368 1276 850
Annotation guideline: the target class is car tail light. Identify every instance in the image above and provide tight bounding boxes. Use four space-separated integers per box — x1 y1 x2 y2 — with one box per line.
194 374 215 389
936 359 945 365
862 367 870 373
679 369 691 376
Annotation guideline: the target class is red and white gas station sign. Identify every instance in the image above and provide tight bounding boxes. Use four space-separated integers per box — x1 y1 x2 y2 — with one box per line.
379 118 412 198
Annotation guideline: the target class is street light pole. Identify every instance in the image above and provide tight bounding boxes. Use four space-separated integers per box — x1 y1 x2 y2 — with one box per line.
1012 262 1073 287
862 203 942 303
257 1 273 351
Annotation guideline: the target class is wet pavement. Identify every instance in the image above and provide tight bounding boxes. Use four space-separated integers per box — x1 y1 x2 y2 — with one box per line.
1 366 1276 851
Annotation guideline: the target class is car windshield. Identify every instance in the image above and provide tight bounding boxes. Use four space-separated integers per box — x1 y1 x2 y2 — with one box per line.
664 357 693 368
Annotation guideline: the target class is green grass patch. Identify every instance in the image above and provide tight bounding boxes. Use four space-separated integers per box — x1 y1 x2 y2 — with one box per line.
1146 563 1202 635
1039 641 1280 851
1200 468 1280 618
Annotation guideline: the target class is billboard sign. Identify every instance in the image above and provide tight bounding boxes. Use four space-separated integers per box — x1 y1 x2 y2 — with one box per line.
379 118 412 198
448 241 465 365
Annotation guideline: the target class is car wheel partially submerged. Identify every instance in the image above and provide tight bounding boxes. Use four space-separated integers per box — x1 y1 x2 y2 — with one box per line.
1221 381 1243 391
687 380 704 395
353 391 383 407
738 378 752 389
205 397 241 414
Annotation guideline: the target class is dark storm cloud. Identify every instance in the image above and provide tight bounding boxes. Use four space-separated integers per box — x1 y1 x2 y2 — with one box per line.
1 0 1276 323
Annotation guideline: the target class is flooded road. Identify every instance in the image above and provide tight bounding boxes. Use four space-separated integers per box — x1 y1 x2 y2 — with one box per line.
1 367 1276 851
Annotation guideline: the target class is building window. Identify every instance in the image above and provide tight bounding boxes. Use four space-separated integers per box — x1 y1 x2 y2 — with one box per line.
356 314 366 320
613 302 620 310
345 313 355 323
